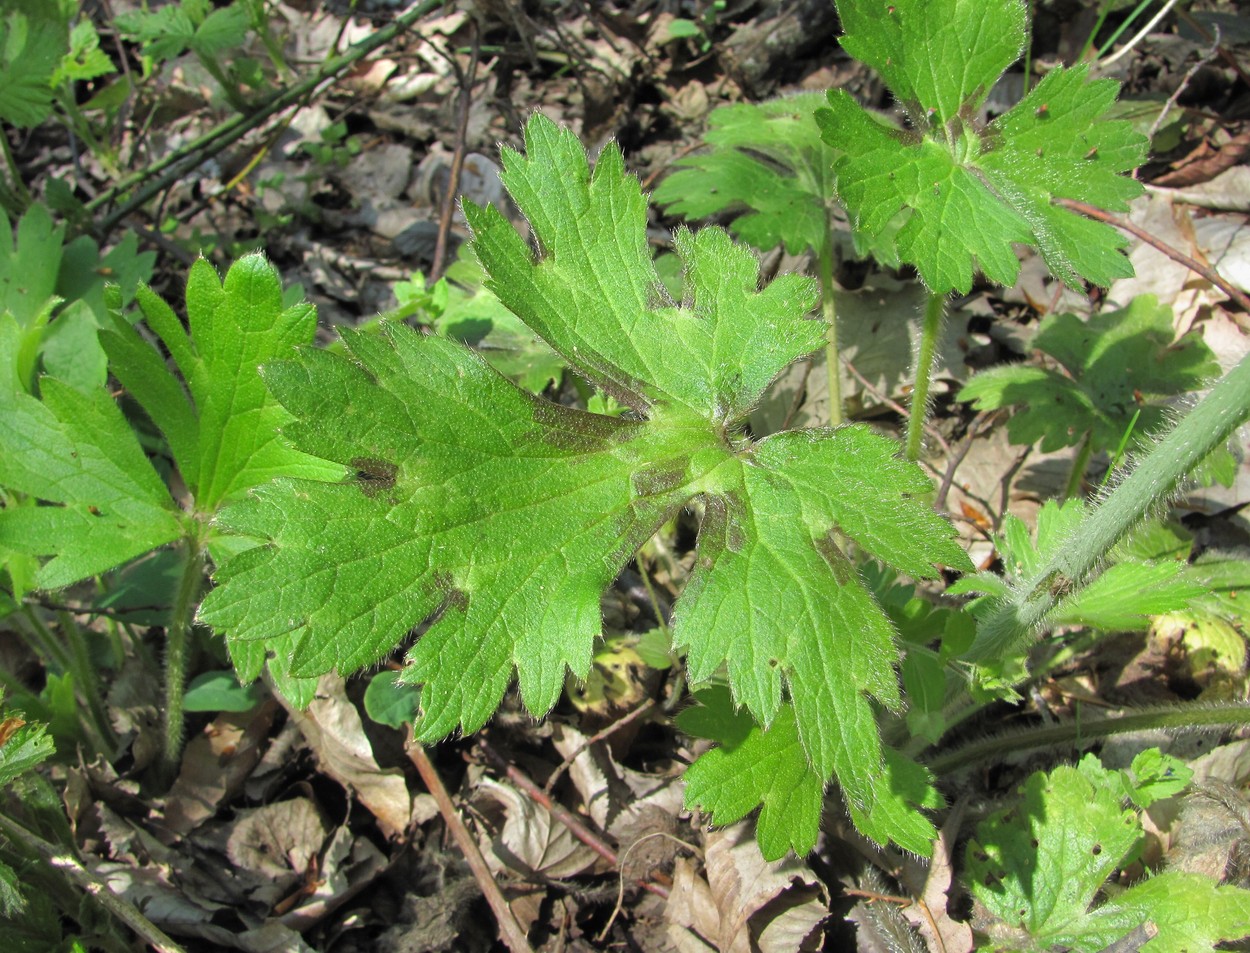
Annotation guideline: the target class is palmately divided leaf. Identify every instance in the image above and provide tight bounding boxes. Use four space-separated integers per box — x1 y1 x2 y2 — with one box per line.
968 762 1250 952
201 324 702 733
101 254 345 513
959 296 1220 452
679 687 942 859
677 425 970 804
0 316 183 589
818 0 1148 293
204 114 972 851
466 116 825 420
653 93 840 257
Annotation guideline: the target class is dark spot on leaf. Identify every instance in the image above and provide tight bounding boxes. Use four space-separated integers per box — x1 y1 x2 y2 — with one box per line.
632 460 689 498
350 456 397 497
768 658 778 668
433 571 468 611
1092 844 1102 855
815 535 855 585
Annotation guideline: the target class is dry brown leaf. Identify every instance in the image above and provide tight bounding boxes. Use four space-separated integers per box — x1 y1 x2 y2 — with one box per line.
164 702 277 836
470 774 598 881
666 824 827 953
226 796 329 884
901 808 974 953
282 674 425 839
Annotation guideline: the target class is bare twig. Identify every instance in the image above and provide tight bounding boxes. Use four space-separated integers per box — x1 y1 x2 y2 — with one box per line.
843 357 951 455
543 701 657 796
0 812 189 953
478 738 671 899
431 22 481 280
934 411 994 511
1147 26 1221 146
1056 198 1250 313
405 740 534 953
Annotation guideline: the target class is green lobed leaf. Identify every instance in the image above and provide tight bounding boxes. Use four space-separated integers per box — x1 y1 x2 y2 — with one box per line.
102 254 346 512
968 760 1250 952
202 114 972 851
0 714 54 788
0 204 64 330
959 296 1220 453
678 686 825 861
680 686 942 859
0 319 183 589
0 1 66 128
818 0 1148 293
466 116 826 420
837 0 1027 127
654 93 840 257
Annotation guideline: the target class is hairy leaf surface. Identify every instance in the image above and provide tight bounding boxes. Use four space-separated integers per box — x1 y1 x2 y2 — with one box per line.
202 114 971 850
968 760 1250 951
818 0 1148 293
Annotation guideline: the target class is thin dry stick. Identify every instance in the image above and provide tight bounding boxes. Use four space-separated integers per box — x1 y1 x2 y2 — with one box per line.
430 23 481 280
405 740 535 953
543 700 657 796
1147 26 1221 145
0 811 188 953
478 738 671 899
934 411 994 511
597 832 700 942
1057 198 1250 313
843 357 952 455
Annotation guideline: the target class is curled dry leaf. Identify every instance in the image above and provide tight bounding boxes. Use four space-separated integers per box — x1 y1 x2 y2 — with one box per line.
164 702 277 836
470 774 599 881
226 796 329 886
282 674 432 838
665 824 827 953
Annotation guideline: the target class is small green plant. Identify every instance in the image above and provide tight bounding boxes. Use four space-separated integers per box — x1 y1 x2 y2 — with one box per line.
298 119 363 169
968 751 1250 951
0 255 341 778
199 113 973 854
816 0 1149 459
379 245 566 394
115 0 285 114
0 1 120 206
666 0 727 53
1 5 1247 932
959 295 1232 496
0 704 55 909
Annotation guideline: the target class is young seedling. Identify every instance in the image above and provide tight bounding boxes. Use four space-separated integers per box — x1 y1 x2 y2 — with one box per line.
968 752 1250 951
816 0 1149 458
959 295 1226 497
0 256 343 777
199 113 973 858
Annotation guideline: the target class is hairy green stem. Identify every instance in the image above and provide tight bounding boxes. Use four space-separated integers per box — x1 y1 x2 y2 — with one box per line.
57 610 117 756
905 292 945 461
85 0 445 232
0 133 32 217
925 701 1250 777
967 350 1250 661
0 810 189 953
1063 431 1094 501
160 539 206 784
817 241 842 427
